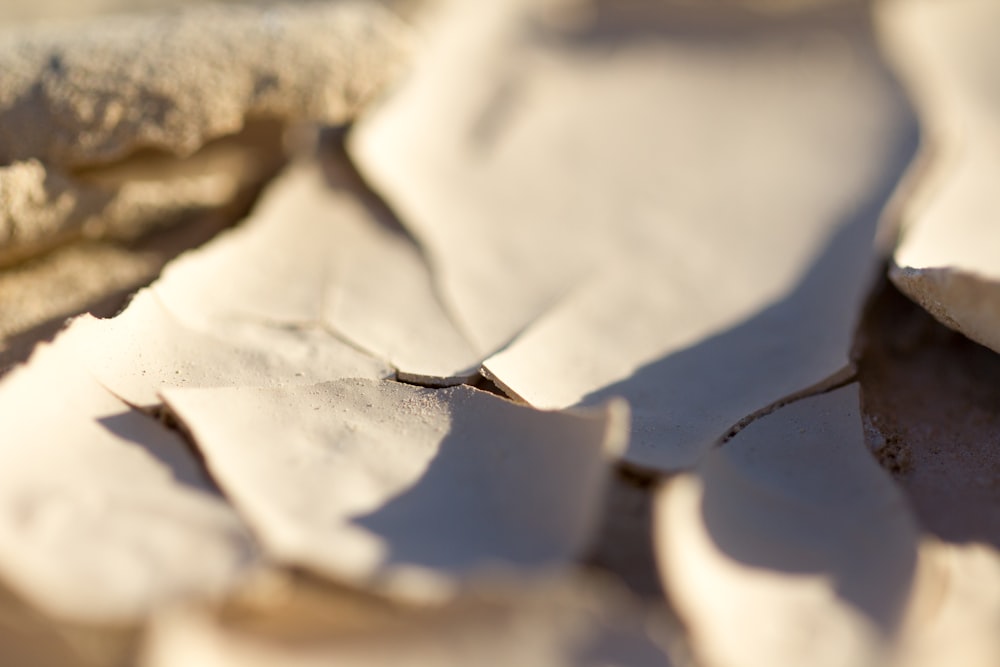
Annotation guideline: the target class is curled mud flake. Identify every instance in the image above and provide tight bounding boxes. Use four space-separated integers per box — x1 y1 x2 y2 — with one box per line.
878 0 1000 353
354 0 917 471
655 386 920 667
0 338 258 624
892 540 1000 667
61 289 391 411
151 162 481 385
161 378 626 601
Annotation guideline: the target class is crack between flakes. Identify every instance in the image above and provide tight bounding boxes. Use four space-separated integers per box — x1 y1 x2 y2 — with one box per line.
322 126 486 360
714 363 859 448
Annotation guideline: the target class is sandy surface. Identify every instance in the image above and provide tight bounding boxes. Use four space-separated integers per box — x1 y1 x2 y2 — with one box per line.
0 2 997 667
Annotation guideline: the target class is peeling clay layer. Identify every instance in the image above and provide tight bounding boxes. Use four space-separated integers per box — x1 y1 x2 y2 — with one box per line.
0 1 412 169
149 161 482 386
0 338 259 624
656 385 919 667
61 289 393 410
890 266 1000 355
876 0 1000 353
161 379 627 601
353 0 917 471
2 1 1000 665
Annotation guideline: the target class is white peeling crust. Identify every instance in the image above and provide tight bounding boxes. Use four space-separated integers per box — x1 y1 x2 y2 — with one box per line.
654 386 919 667
893 540 1000 667
890 264 1000 354
61 289 393 410
0 338 259 624
353 0 913 471
162 379 627 603
0 2 413 169
877 0 1000 351
151 162 483 385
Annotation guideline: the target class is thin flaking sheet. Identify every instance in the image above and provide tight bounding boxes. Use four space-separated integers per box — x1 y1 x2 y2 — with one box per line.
162 379 626 601
892 540 1000 667
353 0 916 470
654 386 919 667
152 162 482 385
0 337 258 624
877 0 1000 354
62 289 391 409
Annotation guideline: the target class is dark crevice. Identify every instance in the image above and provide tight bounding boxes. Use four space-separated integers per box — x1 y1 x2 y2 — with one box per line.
148 401 228 499
390 366 480 389
615 460 664 488
583 466 666 600
465 373 512 399
715 364 859 447
855 275 1000 548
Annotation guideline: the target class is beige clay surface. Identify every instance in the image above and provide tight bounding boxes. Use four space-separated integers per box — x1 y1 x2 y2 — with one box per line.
152 161 482 386
0 1 997 666
0 338 258 624
655 386 919 667
352 0 917 471
163 378 625 600
878 0 1000 353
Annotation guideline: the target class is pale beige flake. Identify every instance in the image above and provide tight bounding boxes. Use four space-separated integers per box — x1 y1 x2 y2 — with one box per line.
0 338 258 624
352 0 916 470
141 574 673 667
893 540 1000 667
153 162 482 385
878 0 1000 353
162 379 627 600
654 386 919 667
0 2 411 168
61 289 391 409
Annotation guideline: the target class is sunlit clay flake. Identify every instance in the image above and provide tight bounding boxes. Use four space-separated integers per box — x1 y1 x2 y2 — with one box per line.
61 289 391 410
0 2 412 168
353 0 917 471
0 337 258 624
878 0 1000 353
162 379 627 601
654 386 919 667
141 574 675 667
152 163 482 384
891 540 1000 667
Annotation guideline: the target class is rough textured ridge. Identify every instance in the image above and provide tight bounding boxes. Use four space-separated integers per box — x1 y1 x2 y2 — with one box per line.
0 1 412 168
0 122 284 266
